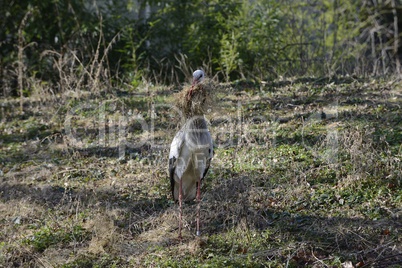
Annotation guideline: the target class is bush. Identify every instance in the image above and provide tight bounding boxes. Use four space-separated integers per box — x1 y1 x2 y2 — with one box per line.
1 0 402 95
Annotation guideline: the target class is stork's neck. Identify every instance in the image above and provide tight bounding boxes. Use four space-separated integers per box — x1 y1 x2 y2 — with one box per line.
184 115 208 130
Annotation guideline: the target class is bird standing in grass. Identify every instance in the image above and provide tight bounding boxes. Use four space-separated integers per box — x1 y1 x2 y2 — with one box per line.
168 69 213 239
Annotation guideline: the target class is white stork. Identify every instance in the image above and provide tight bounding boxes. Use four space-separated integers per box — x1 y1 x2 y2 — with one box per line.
168 70 213 238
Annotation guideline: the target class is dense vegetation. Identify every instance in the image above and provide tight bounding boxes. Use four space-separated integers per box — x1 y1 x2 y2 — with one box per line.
1 0 402 96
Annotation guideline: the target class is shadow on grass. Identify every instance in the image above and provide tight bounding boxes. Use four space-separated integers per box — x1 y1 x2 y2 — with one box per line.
202 174 402 266
0 179 171 241
1 161 401 266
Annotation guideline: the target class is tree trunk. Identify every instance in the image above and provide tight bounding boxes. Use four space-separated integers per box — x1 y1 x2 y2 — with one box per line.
391 0 400 75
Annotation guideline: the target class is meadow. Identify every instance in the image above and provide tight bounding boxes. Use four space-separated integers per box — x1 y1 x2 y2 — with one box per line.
0 76 401 267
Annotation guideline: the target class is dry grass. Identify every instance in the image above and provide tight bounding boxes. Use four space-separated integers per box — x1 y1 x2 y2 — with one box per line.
0 76 401 267
173 78 216 117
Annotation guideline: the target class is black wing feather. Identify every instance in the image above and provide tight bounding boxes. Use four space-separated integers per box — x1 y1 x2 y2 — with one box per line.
202 147 214 180
169 156 176 200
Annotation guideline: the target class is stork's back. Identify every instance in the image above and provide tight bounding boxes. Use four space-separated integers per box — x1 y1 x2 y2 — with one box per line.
170 115 213 201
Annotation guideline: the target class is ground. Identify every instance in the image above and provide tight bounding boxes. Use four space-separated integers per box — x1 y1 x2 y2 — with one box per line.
0 76 401 267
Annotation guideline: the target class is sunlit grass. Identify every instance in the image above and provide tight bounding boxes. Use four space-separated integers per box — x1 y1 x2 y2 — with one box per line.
0 77 401 267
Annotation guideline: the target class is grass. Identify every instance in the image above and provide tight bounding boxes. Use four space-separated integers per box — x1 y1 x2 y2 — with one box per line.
0 76 401 267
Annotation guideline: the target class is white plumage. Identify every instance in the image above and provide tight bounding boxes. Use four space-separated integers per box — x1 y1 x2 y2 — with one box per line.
168 70 213 238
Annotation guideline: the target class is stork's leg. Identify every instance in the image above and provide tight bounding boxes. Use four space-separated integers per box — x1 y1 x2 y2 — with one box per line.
178 179 183 240
196 177 201 236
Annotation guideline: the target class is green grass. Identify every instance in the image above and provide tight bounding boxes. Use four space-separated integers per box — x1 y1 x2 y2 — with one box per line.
23 225 88 253
0 77 401 267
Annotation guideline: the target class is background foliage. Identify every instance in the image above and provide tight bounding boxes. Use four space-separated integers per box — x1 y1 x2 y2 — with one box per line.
1 0 402 96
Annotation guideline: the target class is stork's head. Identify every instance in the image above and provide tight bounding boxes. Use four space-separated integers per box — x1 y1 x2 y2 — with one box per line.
192 70 205 85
